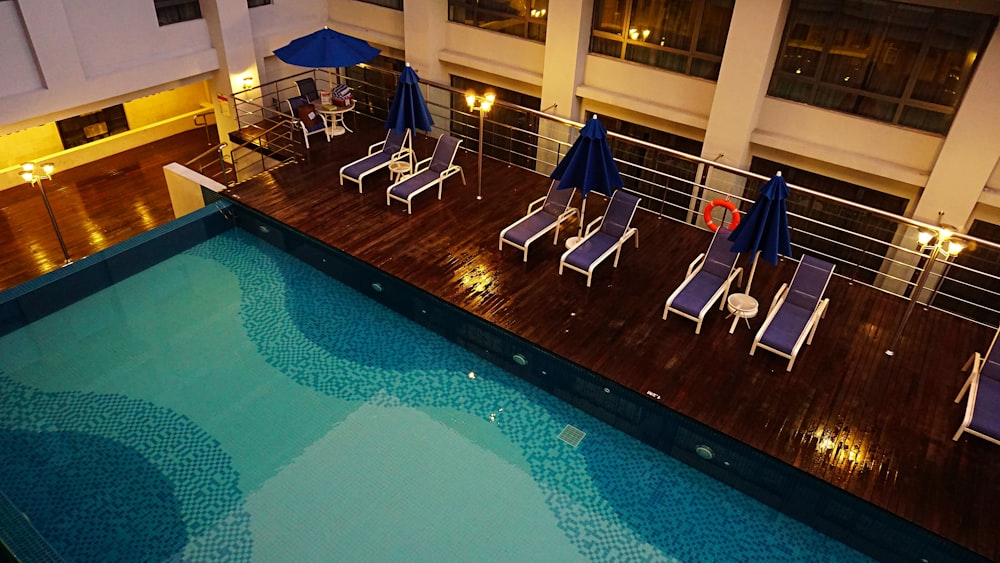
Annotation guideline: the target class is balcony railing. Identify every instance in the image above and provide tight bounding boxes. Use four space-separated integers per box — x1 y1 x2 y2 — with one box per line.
229 64 1000 333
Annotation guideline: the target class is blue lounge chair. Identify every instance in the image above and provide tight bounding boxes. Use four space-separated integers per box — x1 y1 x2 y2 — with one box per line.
296 77 321 103
663 227 743 334
954 328 1000 446
559 191 641 287
386 134 465 214
499 181 578 262
285 96 329 149
751 255 834 371
340 129 413 193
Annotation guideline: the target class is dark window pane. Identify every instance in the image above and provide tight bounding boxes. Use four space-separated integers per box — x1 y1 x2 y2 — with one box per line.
813 87 857 112
696 0 734 55
447 0 545 41
593 0 628 35
357 0 403 8
154 0 201 26
591 36 623 58
768 0 997 134
633 0 694 51
690 58 721 80
626 44 687 73
899 106 952 134
590 0 734 81
769 74 814 103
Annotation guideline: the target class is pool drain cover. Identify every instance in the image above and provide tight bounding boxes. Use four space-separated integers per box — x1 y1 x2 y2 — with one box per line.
558 425 586 447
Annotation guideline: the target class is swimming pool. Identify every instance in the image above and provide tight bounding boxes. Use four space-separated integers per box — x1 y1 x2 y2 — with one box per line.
0 225 871 561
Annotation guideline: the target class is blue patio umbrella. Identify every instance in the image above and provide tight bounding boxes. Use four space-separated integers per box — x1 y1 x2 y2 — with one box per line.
728 171 793 295
274 26 380 70
550 115 624 240
386 63 434 134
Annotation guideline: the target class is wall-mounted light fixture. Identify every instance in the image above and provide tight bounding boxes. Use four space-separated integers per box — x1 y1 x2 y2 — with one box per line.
242 76 254 91
466 90 495 200
20 162 71 264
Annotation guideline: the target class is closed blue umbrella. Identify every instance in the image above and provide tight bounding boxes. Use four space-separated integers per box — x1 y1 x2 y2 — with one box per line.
551 115 624 242
728 171 793 295
386 63 434 134
274 27 380 69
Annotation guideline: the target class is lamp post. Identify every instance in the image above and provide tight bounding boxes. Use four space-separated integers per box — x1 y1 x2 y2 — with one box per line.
465 90 495 200
20 162 71 265
884 225 964 356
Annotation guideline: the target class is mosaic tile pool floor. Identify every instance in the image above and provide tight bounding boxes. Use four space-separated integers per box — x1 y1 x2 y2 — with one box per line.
0 230 872 562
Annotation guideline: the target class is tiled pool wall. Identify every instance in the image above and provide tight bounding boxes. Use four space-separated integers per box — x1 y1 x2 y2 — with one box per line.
0 199 985 563
232 206 984 563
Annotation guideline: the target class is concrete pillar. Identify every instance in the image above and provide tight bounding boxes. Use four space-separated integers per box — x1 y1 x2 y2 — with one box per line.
537 0 593 174
912 25 1000 232
701 0 790 198
200 0 261 138
402 0 450 136
17 0 86 87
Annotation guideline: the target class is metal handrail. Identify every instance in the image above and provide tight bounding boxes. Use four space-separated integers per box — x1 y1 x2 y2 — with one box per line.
224 64 1000 331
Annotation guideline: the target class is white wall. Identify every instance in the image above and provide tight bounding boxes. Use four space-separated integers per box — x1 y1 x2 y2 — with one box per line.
0 0 218 136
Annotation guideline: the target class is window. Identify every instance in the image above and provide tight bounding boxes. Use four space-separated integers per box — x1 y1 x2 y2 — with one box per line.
769 0 997 134
448 0 548 42
358 0 403 9
248 0 272 7
154 0 201 26
56 105 130 150
590 0 735 80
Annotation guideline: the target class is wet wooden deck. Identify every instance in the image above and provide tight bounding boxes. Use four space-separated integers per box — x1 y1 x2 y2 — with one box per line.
2 119 998 560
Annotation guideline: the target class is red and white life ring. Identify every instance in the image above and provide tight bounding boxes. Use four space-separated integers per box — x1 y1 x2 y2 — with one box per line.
703 199 741 232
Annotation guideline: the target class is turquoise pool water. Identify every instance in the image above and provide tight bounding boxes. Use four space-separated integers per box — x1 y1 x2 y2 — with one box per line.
0 230 871 562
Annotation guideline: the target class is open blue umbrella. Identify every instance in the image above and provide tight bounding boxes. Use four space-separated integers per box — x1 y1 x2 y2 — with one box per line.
550 115 624 242
386 63 434 134
274 27 380 69
728 171 793 295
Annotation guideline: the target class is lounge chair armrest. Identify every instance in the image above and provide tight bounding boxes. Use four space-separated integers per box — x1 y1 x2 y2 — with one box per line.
390 148 412 162
557 206 579 222
584 215 604 236
768 283 788 313
526 195 547 214
368 140 387 155
413 156 432 173
686 253 706 277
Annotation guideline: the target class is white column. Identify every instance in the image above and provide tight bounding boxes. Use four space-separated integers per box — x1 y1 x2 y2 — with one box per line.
200 0 260 137
402 0 450 85
17 0 86 87
912 25 1000 230
701 0 789 196
537 0 593 174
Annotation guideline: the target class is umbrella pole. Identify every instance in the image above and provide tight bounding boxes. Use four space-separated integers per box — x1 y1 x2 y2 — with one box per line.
744 251 761 295
565 196 587 249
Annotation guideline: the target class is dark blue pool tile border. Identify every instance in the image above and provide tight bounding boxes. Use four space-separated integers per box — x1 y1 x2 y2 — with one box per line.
0 198 233 338
232 203 988 563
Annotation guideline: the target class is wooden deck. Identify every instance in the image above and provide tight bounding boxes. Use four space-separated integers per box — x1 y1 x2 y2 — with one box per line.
3 119 998 560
